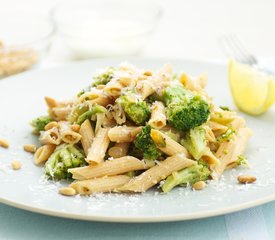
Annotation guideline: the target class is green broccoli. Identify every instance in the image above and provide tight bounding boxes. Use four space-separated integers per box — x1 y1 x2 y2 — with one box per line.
134 125 161 160
118 93 151 125
163 85 210 131
219 106 231 111
44 144 86 180
76 67 115 97
236 155 249 167
91 67 115 87
31 116 53 133
181 126 207 160
162 163 210 193
68 104 107 125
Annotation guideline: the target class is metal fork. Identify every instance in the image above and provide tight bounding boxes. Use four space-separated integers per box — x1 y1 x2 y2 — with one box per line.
218 34 258 65
219 34 274 74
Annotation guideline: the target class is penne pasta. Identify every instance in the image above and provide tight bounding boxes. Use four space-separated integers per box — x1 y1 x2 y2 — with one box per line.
104 80 123 97
70 175 130 195
148 101 166 129
201 147 220 166
111 103 126 125
69 156 148 180
61 130 82 144
150 129 189 156
86 127 110 165
136 80 155 100
79 119 95 156
79 90 112 106
34 144 56 165
108 126 142 143
213 127 252 178
95 112 106 134
108 142 130 158
44 96 58 108
39 127 62 145
49 106 72 121
119 154 196 192
58 122 82 144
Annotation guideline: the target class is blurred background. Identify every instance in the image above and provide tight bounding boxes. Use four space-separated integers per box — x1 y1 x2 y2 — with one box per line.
0 0 274 75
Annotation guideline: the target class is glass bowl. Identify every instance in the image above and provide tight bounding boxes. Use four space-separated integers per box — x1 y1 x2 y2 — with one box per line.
0 13 54 78
51 0 162 59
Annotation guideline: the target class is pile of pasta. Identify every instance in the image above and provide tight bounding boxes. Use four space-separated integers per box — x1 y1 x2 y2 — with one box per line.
32 63 252 195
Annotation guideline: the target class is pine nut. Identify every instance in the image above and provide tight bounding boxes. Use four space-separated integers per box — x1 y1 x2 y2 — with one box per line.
238 175 256 184
59 187 76 196
71 124 81 132
0 138 9 148
192 181 206 190
11 160 22 170
23 144 37 153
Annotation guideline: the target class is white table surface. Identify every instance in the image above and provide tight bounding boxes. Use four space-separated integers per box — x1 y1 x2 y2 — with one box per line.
0 1 275 239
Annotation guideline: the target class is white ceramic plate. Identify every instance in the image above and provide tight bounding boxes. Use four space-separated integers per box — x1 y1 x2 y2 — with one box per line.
0 58 274 222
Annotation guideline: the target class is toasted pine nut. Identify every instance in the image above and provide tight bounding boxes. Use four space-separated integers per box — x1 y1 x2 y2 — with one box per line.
59 187 76 196
143 70 153 76
192 181 206 190
23 144 37 153
0 138 9 148
237 175 256 184
71 124 81 132
11 160 22 170
44 121 58 131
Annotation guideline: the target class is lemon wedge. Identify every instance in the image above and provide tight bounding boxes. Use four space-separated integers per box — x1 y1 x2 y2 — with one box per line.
228 59 275 115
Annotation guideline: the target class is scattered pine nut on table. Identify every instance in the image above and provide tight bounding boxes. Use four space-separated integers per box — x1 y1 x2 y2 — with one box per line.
23 144 37 153
59 187 76 196
0 138 9 148
11 160 22 170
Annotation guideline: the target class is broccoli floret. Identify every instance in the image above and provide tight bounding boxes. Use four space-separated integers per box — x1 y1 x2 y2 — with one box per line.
68 104 107 125
118 93 151 125
91 67 115 87
31 116 53 133
44 144 86 180
236 155 249 167
181 126 207 160
163 85 210 131
76 67 115 97
134 125 161 160
220 106 231 111
162 163 210 193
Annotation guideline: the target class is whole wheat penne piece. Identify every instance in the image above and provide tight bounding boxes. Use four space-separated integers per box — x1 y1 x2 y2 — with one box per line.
70 175 131 195
50 106 72 121
201 147 220 166
86 128 110 164
69 156 148 180
213 127 252 178
39 127 62 145
119 154 196 192
108 142 130 158
148 101 166 129
136 80 155 100
104 80 123 97
45 96 58 108
79 119 95 156
150 129 189 156
61 130 82 144
34 144 56 165
108 126 142 143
